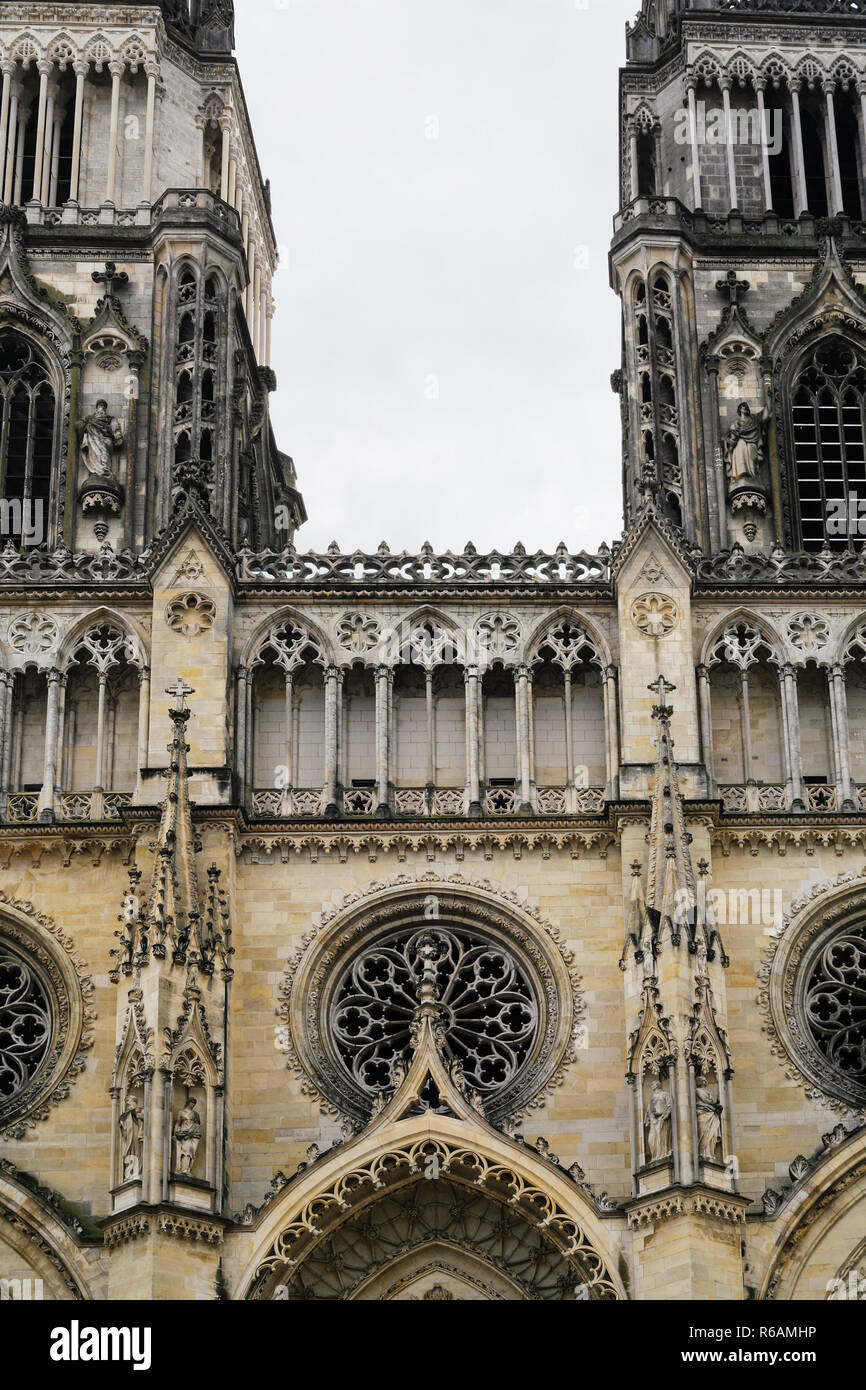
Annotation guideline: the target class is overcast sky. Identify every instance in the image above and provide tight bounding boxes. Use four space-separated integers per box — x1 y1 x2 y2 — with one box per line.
236 0 639 555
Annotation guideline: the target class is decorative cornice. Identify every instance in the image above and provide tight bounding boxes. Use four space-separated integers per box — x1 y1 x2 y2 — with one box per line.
626 1186 749 1230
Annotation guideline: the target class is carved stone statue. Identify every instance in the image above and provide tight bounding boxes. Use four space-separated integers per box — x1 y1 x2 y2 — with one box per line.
119 1094 143 1181
644 1077 673 1163
172 1096 202 1175
724 401 765 485
695 1075 724 1162
77 400 124 478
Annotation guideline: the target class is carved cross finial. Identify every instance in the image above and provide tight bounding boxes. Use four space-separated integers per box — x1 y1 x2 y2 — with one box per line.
715 269 750 307
166 678 195 713
649 675 676 721
92 261 130 301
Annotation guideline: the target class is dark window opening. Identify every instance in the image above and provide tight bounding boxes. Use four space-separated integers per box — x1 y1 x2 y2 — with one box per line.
768 101 796 219
636 131 656 197
801 109 829 217
0 331 56 544
792 337 866 550
834 95 862 220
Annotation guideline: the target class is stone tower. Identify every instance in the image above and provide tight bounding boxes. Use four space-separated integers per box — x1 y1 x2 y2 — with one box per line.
0 1 864 1305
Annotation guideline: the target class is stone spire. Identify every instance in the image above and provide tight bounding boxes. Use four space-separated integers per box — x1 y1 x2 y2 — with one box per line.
111 682 232 980
645 676 695 952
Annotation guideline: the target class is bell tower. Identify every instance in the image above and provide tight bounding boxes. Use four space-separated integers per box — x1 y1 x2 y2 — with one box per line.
611 0 866 556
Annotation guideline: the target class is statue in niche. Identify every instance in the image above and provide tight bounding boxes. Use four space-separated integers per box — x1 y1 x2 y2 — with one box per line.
723 401 765 487
119 1094 144 1181
644 1076 673 1163
77 400 124 479
172 1094 203 1175
695 1073 724 1162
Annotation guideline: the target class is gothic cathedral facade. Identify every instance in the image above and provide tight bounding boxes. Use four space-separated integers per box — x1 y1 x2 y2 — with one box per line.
0 0 864 1303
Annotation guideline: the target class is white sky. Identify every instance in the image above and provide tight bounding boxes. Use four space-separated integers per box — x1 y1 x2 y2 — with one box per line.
236 0 640 554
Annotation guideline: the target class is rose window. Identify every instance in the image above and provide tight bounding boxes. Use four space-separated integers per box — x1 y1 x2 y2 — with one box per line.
803 922 866 1088
0 946 52 1103
333 927 538 1100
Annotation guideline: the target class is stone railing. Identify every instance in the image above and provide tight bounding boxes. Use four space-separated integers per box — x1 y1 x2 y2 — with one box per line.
806 785 839 813
0 540 148 587
614 197 866 245
236 542 613 590
3 791 133 823
697 544 866 589
719 783 846 814
250 785 607 819
719 784 787 814
5 793 38 823
30 190 242 236
710 0 864 12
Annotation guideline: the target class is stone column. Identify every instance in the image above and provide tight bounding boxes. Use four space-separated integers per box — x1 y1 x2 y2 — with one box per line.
136 667 151 796
822 80 845 215
739 668 753 785
247 240 257 331
603 665 621 802
55 675 67 802
106 61 123 204
324 665 341 816
32 61 51 203
777 664 794 808
789 80 808 215
283 671 295 793
0 671 11 813
142 65 157 203
464 667 482 816
219 112 232 202
563 668 575 803
376 665 392 815
696 664 716 797
69 62 87 204
254 264 263 359
38 668 61 821
720 79 738 211
235 667 249 805
48 97 64 207
0 61 13 197
515 665 533 813
94 672 107 793
781 665 805 810
0 672 15 809
687 78 702 209
755 79 773 212
859 81 866 208
829 665 855 811
13 96 31 205
40 79 59 205
3 78 20 204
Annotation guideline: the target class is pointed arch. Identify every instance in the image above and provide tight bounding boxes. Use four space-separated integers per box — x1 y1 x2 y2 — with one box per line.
0 1167 96 1300
230 1114 625 1301
524 607 611 670
700 608 784 670
242 605 332 670
58 607 148 673
757 1126 866 1300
